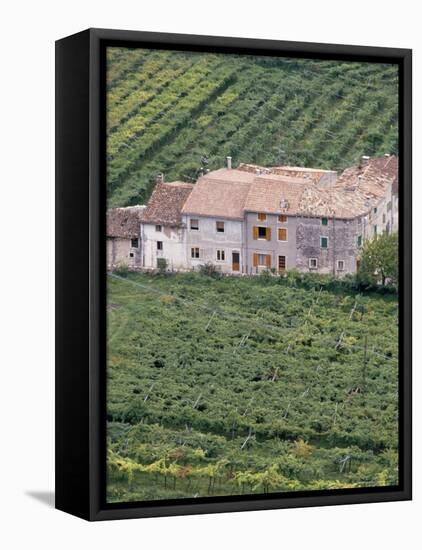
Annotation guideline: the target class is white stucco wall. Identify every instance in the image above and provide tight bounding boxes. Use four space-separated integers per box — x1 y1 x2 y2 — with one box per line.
141 223 187 270
183 214 244 273
362 181 399 241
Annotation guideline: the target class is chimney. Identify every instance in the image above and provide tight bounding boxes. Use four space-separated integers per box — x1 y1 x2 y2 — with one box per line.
155 172 164 184
226 156 232 170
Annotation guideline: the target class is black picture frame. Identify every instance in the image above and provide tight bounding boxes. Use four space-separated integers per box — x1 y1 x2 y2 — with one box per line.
55 28 412 521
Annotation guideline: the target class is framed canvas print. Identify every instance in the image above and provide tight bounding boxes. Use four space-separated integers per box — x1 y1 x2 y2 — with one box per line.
55 28 412 521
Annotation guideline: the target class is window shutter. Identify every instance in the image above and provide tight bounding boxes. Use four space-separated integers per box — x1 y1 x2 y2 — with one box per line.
266 227 271 241
266 255 271 268
253 226 258 240
278 228 287 241
253 253 258 267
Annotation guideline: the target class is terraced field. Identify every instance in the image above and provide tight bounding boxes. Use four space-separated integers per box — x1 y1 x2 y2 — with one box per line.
106 47 399 207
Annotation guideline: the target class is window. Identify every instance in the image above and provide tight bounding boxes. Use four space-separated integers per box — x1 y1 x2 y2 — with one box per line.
337 260 345 271
278 215 287 223
278 255 286 271
131 238 139 248
216 249 225 261
309 258 318 269
382 213 386 223
253 226 271 240
258 213 267 221
129 252 134 258
155 225 162 232
190 218 199 230
374 207 377 214
321 217 328 226
191 247 200 259
357 235 362 247
387 201 392 211
374 225 377 236
258 226 267 239
320 236 329 249
278 228 287 241
157 241 163 251
253 253 270 268
216 221 225 233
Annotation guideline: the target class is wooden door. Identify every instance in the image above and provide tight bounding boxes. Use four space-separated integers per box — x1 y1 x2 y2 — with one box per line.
232 252 240 272
278 255 286 272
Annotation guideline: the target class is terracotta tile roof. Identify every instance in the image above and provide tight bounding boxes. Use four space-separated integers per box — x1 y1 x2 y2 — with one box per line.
141 181 194 226
244 177 309 215
244 156 398 219
146 157 398 224
181 170 253 219
107 206 146 238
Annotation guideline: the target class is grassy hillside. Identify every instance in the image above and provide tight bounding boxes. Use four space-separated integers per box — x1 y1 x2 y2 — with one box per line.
106 47 398 208
107 272 398 502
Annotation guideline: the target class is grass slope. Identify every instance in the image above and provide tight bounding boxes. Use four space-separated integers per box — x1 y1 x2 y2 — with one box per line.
106 47 398 208
107 272 398 503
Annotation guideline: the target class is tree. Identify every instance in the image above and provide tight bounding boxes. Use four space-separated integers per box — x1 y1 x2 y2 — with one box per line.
358 232 398 287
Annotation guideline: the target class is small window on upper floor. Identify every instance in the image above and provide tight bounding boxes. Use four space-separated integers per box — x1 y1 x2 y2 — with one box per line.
374 207 378 214
155 225 162 232
320 236 329 249
190 219 199 231
131 238 139 248
278 228 287 241
216 221 225 233
157 241 163 251
321 217 328 226
278 215 287 223
357 235 362 247
258 213 267 221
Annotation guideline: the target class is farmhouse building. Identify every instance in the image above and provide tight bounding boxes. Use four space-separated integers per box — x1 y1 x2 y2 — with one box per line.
106 205 146 270
106 155 398 276
140 179 194 270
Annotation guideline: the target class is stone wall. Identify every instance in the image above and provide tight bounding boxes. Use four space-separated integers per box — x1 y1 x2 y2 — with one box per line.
107 237 142 270
296 217 360 275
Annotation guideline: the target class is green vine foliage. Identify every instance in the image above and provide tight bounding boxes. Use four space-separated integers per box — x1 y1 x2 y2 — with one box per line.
106 48 398 207
107 272 398 503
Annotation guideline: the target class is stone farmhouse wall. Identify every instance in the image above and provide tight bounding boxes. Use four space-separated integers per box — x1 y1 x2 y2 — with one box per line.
295 217 361 275
107 237 142 270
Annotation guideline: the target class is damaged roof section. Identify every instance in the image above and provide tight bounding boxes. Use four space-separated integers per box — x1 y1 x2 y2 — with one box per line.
238 163 337 185
141 181 194 226
243 155 398 219
107 206 146 238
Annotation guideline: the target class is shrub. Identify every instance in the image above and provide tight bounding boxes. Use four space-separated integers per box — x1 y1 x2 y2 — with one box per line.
198 262 221 278
114 262 129 277
157 258 168 272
